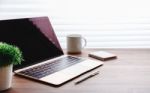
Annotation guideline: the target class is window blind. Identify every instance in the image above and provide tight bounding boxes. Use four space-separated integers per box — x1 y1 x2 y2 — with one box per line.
0 0 150 48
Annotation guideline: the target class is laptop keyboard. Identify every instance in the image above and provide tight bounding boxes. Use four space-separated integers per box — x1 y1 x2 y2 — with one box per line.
18 56 85 79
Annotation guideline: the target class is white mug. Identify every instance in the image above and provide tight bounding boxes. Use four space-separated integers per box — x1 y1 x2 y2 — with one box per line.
67 34 87 54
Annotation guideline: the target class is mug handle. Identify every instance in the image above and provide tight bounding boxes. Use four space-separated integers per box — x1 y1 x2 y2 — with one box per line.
81 37 87 49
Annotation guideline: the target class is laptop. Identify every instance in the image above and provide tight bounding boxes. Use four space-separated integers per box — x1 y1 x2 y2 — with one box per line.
0 16 103 86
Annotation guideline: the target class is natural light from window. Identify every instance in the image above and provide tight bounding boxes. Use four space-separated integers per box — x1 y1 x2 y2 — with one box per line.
0 0 150 48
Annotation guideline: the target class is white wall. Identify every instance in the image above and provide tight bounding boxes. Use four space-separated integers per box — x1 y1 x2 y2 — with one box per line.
1 0 150 48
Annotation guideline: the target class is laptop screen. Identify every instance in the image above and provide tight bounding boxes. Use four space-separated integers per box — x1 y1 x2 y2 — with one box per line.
0 17 64 70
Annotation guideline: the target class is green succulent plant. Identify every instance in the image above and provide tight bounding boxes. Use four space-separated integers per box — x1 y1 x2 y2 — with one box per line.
0 42 23 67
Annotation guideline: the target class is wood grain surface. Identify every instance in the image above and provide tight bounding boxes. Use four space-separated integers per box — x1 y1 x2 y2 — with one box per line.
2 49 150 93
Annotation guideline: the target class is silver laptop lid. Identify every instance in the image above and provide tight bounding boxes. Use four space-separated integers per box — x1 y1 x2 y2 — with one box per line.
0 16 64 70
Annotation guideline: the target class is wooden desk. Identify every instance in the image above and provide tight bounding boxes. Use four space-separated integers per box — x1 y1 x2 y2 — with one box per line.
2 49 150 93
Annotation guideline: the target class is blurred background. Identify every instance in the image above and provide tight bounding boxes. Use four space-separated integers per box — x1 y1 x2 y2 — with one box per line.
0 0 150 48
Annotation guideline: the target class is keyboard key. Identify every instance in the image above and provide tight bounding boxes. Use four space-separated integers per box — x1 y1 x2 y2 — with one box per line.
19 56 85 79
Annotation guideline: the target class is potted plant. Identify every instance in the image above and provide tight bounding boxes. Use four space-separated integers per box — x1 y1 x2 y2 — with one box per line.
0 42 23 91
